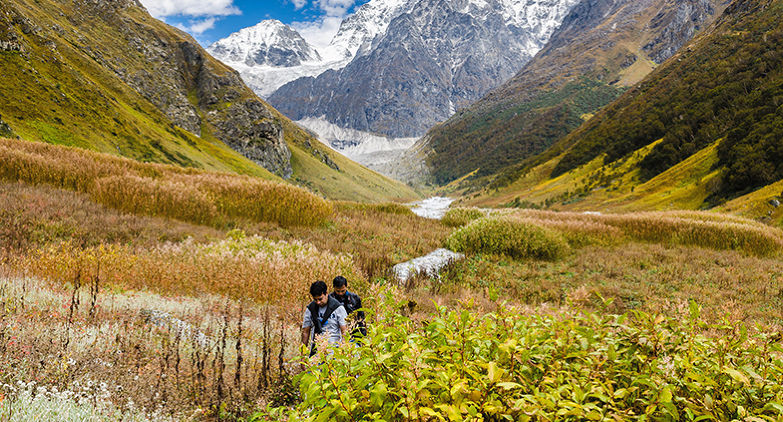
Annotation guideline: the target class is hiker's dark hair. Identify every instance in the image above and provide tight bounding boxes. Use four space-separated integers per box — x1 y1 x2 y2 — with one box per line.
310 280 328 297
333 275 348 288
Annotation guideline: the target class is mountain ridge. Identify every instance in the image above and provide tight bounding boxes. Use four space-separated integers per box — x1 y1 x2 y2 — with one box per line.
266 0 580 139
460 0 783 225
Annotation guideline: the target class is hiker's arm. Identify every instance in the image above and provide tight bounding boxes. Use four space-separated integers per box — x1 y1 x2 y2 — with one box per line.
301 326 311 347
340 324 348 343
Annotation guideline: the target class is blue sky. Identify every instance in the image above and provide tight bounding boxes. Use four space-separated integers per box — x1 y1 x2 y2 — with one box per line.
139 0 371 48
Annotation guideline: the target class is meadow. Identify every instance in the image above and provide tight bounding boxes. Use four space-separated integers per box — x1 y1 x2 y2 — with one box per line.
0 138 332 228
3 139 783 420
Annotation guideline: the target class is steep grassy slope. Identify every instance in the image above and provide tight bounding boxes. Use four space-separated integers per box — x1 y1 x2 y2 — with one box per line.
463 134 783 226
418 0 725 185
0 0 277 178
551 0 783 202
0 0 418 202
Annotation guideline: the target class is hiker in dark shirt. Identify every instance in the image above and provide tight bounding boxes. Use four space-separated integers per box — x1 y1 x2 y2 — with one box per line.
302 280 348 357
330 276 366 337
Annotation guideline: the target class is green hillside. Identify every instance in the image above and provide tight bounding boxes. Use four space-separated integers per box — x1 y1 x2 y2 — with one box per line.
0 0 418 202
426 78 625 184
459 0 783 225
551 0 783 203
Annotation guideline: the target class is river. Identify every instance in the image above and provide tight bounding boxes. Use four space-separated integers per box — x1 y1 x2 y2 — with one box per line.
408 196 455 220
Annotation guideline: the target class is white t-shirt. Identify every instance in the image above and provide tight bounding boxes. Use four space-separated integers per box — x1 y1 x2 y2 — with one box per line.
302 304 348 345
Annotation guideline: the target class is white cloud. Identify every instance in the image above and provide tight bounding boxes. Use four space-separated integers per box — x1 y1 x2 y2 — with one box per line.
181 18 218 35
139 0 241 18
317 0 358 17
291 0 307 9
290 0 362 50
291 16 344 50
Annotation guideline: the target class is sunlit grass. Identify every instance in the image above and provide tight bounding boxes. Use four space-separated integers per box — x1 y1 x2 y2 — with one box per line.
0 138 332 228
445 216 570 261
498 209 783 256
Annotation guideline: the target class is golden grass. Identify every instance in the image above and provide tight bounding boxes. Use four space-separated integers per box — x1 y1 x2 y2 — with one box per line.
249 204 452 280
333 200 415 216
503 215 623 247
0 138 332 227
10 235 363 319
0 181 222 251
499 209 783 257
438 243 783 326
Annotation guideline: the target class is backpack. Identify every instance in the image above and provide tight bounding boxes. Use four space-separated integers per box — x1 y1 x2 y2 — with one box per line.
307 296 341 336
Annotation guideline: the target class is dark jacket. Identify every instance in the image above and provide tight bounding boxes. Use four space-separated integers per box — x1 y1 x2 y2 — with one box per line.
330 291 366 336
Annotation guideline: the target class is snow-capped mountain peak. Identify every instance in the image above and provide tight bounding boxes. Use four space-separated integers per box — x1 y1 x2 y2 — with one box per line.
324 0 414 61
208 19 321 68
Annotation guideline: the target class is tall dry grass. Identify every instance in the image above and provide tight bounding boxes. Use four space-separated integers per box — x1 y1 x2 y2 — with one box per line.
10 235 363 320
0 181 222 253
0 138 332 227
499 209 783 256
250 204 453 280
0 275 303 419
437 242 783 325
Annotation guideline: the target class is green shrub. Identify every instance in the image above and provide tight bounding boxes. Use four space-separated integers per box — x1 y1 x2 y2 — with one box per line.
441 207 485 227
278 299 783 421
445 217 569 260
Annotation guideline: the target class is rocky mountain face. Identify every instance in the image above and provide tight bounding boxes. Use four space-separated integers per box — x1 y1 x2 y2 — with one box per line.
90 1 293 177
642 0 720 63
267 0 580 139
0 0 292 178
206 20 329 98
411 0 728 185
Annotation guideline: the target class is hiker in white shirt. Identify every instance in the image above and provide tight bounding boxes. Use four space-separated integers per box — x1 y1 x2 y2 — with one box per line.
301 280 348 356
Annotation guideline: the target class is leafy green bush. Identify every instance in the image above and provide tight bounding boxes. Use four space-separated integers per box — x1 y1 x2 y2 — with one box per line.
445 217 570 260
279 300 783 421
441 207 485 227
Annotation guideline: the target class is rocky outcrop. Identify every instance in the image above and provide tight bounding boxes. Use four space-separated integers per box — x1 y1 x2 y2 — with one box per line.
178 41 292 178
642 0 721 63
0 114 14 138
268 0 580 139
0 40 22 51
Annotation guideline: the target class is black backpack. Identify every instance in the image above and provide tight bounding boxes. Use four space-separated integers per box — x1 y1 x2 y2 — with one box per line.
307 296 341 336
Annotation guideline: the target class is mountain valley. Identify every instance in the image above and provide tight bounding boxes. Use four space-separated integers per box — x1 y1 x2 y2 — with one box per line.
3 0 783 420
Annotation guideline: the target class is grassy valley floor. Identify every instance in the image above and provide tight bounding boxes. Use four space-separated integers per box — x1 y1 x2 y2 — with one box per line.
2 141 783 420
